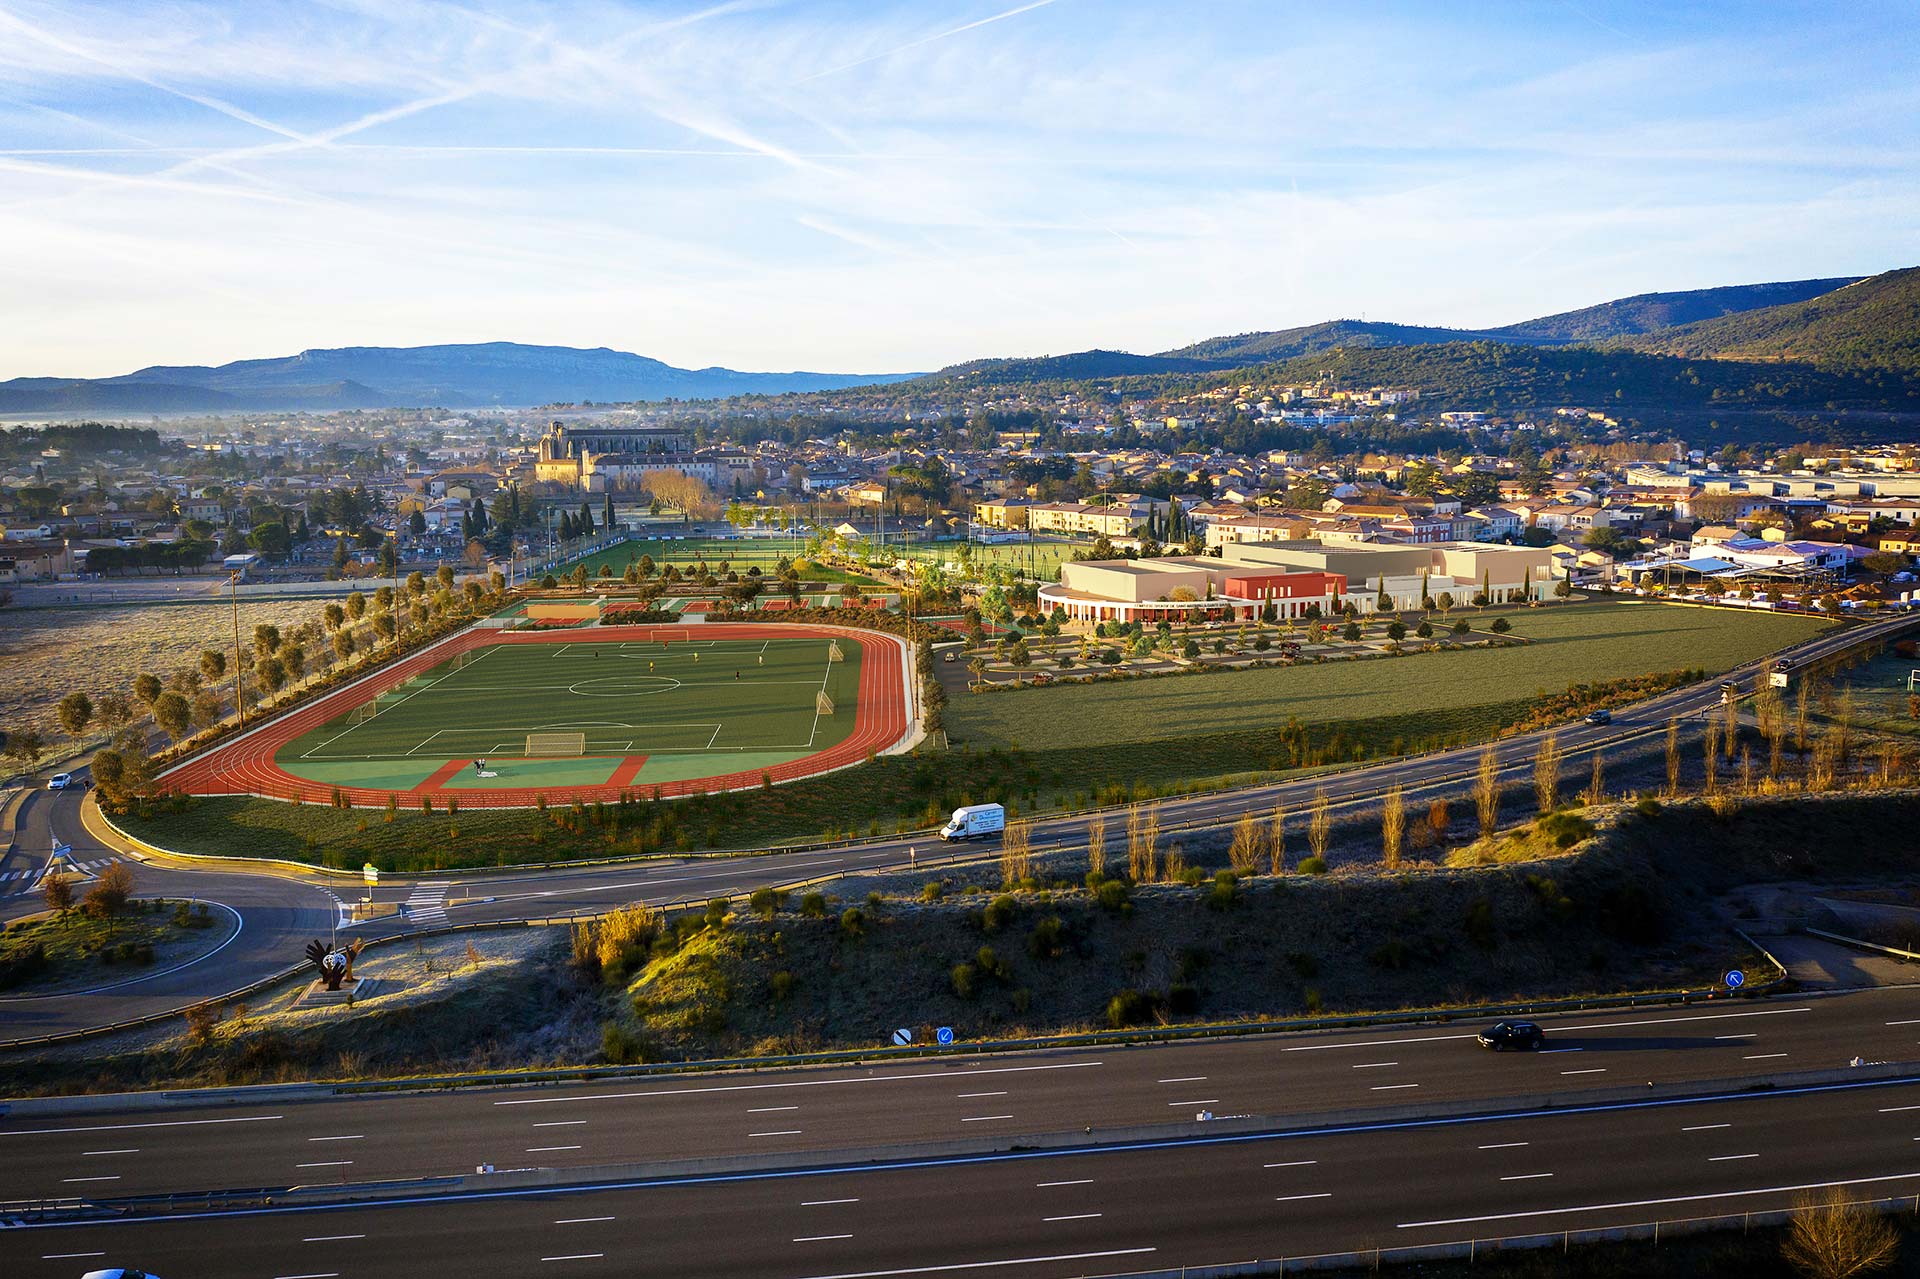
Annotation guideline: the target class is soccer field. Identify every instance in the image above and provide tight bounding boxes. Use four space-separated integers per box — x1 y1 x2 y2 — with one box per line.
283 635 864 762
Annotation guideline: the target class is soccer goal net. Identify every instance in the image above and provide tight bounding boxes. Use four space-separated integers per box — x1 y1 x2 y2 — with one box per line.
816 690 835 716
525 730 588 757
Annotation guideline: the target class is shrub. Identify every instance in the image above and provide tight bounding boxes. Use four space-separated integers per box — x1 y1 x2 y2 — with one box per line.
950 961 978 998
1105 988 1157 1028
1095 879 1131 912
982 894 1018 933
0 942 49 991
1368 939 1413 969
749 886 786 920
601 1021 642 1064
1534 811 1595 850
800 892 828 918
1205 871 1238 911
1027 915 1066 960
1452 619 1470 635
1491 617 1512 634
1298 855 1329 875
920 880 945 902
768 970 796 1002
838 907 866 939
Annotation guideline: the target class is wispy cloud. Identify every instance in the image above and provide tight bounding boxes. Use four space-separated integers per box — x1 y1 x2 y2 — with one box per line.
793 0 1063 84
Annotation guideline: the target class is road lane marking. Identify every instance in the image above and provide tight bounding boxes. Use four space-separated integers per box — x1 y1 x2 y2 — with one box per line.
957 1092 1008 1098
308 1135 364 1142
962 1115 1013 1122
1371 1084 1419 1091
494 1061 1101 1106
1478 1142 1528 1150
1397 1169 1920 1229
1743 1053 1789 1060
1885 1105 1920 1113
1560 1007 1811 1033
82 1148 139 1155
751 1130 803 1137
804 1199 861 1206
295 1161 353 1168
749 1106 800 1113
528 1145 582 1152
1682 1124 1731 1132
1274 1192 1334 1202
1352 1062 1399 1069
1539 1048 1583 1055
796 1234 854 1242
1887 1019 1920 1026
60 1175 121 1183
535 1120 589 1127
1158 1076 1207 1083
303 1235 366 1242
1037 1179 1095 1186
1500 1173 1553 1181
775 1248 1156 1279
541 1255 605 1263
1 1114 283 1137
1043 1213 1101 1222
1560 1068 1606 1075
1264 1161 1317 1168
272 1272 340 1278
1284 1033 1475 1052
1710 1154 1760 1161
1167 1099 1219 1106
42 1254 105 1260
556 1216 616 1224
1715 1033 1757 1040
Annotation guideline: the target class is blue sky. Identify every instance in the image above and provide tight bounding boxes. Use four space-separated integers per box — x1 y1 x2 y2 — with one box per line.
1 0 1916 377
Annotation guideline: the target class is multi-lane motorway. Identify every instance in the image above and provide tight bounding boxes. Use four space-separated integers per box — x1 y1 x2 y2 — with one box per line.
3 608 1909 1046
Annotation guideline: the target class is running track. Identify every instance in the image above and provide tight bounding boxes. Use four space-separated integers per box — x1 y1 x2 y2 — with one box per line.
159 624 912 808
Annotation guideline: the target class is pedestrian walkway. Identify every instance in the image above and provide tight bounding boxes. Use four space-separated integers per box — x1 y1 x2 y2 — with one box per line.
401 880 452 926
0 856 124 895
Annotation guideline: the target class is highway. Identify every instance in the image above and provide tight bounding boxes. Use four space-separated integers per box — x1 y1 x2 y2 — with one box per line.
0 609 1911 1044
7 1071 1920 1277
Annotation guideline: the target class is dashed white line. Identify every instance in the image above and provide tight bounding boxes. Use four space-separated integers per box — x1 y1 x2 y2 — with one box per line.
1 1114 283 1137
307 1135 364 1142
1479 1142 1529 1150
1710 1154 1760 1162
961 1115 1013 1122
1167 1099 1219 1106
1560 1068 1606 1076
957 1092 1008 1098
1682 1124 1732 1132
42 1254 105 1261
795 1234 854 1243
1886 1019 1920 1026
534 1120 589 1128
749 1106 800 1113
1501 1173 1554 1181
1043 1213 1102 1222
1352 1061 1399 1069
527 1145 582 1153
541 1255 605 1263
1274 1192 1334 1203
1715 1033 1758 1040
82 1148 138 1155
1743 1053 1789 1060
803 1199 861 1206
273 1272 340 1279
1371 1083 1420 1091
1038 1179 1095 1187
494 1061 1102 1106
555 1217 615 1224
1264 1160 1318 1168
60 1175 121 1183
1158 1076 1207 1083
303 1235 367 1243
751 1130 803 1137
295 1161 353 1168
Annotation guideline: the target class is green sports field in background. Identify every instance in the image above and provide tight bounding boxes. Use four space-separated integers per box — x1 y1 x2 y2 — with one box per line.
273 635 864 791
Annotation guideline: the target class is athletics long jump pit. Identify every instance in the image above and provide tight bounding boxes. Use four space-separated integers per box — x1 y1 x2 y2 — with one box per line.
159 624 915 807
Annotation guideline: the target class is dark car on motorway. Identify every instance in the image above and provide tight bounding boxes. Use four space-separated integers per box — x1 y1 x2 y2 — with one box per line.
1477 1020 1546 1051
1584 709 1611 725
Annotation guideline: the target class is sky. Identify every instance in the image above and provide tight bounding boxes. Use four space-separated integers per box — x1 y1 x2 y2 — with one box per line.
1 0 1916 379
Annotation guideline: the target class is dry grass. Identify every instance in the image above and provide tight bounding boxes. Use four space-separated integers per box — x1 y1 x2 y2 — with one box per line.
0 598 316 744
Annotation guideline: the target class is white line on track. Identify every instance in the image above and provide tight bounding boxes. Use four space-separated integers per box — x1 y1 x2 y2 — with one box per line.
1561 1068 1606 1075
42 1254 106 1261
82 1148 139 1155
957 1092 1007 1098
272 1272 340 1279
535 1120 589 1127
1158 1076 1206 1083
307 1135 363 1142
1559 1007 1811 1033
737 1248 1159 1279
1371 1083 1420 1091
1710 1153 1760 1161
750 1106 801 1113
1743 1053 1789 1060
528 1145 582 1153
541 1255 604 1263
60 1175 120 1183
1167 1099 1219 1106
751 1130 803 1137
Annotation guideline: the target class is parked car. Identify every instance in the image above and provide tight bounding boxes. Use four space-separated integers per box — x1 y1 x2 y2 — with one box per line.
47 773 74 790
1477 1020 1546 1051
1583 709 1612 725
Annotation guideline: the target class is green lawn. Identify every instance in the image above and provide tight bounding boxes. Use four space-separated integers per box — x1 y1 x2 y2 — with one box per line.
951 601 1830 750
563 538 883 585
276 635 862 784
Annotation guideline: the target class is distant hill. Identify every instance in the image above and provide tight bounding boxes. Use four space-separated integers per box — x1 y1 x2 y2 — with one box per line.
0 342 911 414
1156 276 1864 366
919 349 1228 385
1489 277 1860 342
1614 268 1920 372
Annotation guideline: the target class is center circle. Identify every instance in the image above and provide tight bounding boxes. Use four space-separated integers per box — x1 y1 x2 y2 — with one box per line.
565 676 684 697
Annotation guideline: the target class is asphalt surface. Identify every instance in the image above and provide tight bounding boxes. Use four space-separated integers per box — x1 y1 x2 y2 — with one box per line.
0 611 1911 1044
9 1072 1920 1278
6 986 1920 1203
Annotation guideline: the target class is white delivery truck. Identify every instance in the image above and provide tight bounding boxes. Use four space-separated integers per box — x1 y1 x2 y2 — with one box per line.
940 803 1006 842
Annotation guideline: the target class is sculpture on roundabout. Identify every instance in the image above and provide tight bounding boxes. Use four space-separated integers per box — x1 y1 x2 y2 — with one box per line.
304 938 365 990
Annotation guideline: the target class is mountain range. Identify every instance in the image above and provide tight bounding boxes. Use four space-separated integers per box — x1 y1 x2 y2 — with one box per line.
3 268 1914 415
0 343 914 415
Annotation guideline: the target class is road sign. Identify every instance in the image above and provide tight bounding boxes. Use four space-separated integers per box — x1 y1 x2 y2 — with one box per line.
1724 969 1745 990
1770 671 1789 688
52 842 71 858
891 1027 911 1046
936 1026 954 1046
363 863 380 885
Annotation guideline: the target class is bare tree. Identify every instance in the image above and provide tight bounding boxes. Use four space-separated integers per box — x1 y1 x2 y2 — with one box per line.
1665 718 1682 797
1703 722 1721 794
1085 811 1106 880
1308 790 1331 862
1425 797 1449 845
1381 784 1405 869
1000 821 1032 887
1140 805 1160 882
1533 732 1560 813
42 872 74 912
1475 747 1499 840
1228 812 1264 875
1268 803 1286 873
1586 749 1605 806
1722 691 1739 757
1780 1188 1898 1279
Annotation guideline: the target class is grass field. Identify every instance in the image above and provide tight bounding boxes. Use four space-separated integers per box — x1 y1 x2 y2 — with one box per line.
949 601 1830 750
275 634 863 789
564 535 1087 583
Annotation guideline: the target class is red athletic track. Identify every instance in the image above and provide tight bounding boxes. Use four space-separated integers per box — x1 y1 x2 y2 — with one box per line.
159 625 911 808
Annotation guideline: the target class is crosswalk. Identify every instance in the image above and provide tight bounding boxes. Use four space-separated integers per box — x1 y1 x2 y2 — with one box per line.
0 857 124 895
401 880 452 927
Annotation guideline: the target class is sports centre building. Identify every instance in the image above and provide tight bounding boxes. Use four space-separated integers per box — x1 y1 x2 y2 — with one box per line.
1037 540 1556 625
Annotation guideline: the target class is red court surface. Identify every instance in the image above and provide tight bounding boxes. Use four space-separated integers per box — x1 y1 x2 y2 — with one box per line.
159 624 912 809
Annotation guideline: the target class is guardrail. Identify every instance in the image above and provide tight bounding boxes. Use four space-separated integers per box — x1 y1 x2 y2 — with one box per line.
1804 925 1920 963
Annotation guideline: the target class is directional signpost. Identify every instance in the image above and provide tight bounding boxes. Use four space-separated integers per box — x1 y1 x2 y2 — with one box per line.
1724 969 1745 991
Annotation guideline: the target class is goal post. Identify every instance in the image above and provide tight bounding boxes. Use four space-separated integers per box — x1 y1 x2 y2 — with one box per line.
524 730 588 757
816 690 835 717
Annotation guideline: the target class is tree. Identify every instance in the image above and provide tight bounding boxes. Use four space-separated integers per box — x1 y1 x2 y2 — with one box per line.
1307 791 1331 863
152 691 192 740
437 564 456 592
406 570 427 596
56 691 93 741
252 623 281 658
42 871 75 912
1475 746 1499 839
346 592 367 622
408 508 428 537
200 649 227 682
1381 784 1405 868
90 747 124 793
83 860 134 917
133 673 162 706
1533 732 1561 812
1228 812 1265 875
1780 1188 1899 1279
96 693 133 733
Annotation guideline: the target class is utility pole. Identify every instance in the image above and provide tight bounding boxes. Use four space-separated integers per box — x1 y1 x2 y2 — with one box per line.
228 571 247 727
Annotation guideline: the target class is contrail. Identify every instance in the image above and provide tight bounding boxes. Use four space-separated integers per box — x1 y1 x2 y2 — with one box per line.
795 0 1063 84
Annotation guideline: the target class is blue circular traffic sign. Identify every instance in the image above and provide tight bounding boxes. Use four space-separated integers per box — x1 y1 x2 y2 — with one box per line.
1724 969 1745 990
936 1026 955 1046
